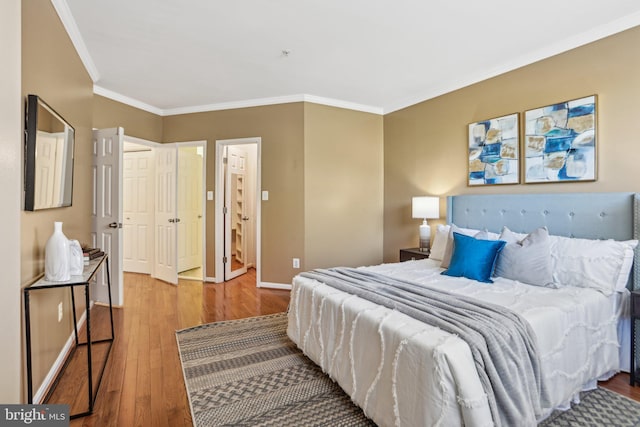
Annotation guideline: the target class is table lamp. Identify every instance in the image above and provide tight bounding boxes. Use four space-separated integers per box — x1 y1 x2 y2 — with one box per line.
412 196 439 252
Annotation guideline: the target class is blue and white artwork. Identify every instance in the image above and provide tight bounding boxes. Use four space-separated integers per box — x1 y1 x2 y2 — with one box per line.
468 113 519 186
524 95 596 183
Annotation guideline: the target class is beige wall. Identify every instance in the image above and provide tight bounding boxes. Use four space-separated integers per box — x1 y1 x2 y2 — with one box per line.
304 103 384 269
0 0 23 404
162 103 305 284
383 26 640 262
96 99 384 284
93 95 163 142
21 0 94 397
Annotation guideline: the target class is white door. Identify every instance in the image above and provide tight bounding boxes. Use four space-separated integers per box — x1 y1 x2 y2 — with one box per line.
92 127 124 306
154 146 178 284
34 132 64 209
123 150 154 274
177 147 203 273
224 146 248 280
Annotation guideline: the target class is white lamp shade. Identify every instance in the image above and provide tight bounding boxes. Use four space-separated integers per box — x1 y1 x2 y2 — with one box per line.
412 196 439 219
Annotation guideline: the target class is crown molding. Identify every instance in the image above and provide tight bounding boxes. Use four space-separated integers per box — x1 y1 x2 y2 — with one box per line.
163 94 382 116
162 94 306 116
302 95 383 115
384 11 640 114
94 85 164 115
51 0 100 82
94 88 384 117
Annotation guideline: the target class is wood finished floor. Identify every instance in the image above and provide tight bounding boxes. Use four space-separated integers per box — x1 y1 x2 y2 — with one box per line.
62 269 289 427
53 270 639 426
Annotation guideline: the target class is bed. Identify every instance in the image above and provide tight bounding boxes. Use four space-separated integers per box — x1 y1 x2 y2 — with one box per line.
287 192 639 427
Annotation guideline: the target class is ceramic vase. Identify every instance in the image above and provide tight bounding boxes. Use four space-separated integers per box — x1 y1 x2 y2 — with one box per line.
45 222 70 281
68 239 84 276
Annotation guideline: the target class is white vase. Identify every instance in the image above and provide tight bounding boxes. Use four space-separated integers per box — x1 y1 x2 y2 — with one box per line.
45 222 70 281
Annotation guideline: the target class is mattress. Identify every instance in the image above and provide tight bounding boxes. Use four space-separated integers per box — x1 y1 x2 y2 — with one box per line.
287 259 624 427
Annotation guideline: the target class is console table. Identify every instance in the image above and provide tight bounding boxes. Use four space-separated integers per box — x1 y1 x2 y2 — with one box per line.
24 254 114 418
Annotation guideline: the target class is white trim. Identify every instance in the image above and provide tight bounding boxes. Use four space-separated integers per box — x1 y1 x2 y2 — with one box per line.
94 85 164 116
123 134 162 148
303 95 383 115
258 282 292 290
215 138 261 285
204 276 218 283
33 303 91 404
93 87 383 116
384 11 640 114
165 95 305 116
51 0 100 82
57 0 640 117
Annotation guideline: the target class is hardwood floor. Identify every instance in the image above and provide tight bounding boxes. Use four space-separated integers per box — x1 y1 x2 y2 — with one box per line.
48 269 639 426
58 269 289 427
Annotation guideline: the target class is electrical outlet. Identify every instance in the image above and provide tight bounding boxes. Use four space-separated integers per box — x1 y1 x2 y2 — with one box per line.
58 302 63 322
293 258 300 269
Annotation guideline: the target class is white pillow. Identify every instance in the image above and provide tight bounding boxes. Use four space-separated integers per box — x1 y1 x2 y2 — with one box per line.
494 227 556 288
429 224 450 261
549 235 638 295
616 243 637 291
440 224 494 268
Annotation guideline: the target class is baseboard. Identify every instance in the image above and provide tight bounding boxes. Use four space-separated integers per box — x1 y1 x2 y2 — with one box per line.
259 282 292 290
205 276 218 283
33 300 93 403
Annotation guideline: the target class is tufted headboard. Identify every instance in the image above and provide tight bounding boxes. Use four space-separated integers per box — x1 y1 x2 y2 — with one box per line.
446 192 640 289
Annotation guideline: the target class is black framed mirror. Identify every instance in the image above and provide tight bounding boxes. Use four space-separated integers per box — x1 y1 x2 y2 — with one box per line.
24 94 75 211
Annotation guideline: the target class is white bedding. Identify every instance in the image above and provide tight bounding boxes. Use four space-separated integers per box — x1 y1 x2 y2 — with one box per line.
287 259 625 427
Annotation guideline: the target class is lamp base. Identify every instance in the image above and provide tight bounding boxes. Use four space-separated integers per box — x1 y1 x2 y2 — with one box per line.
419 221 431 253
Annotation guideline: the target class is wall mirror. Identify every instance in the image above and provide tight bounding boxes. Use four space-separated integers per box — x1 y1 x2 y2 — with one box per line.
24 94 75 211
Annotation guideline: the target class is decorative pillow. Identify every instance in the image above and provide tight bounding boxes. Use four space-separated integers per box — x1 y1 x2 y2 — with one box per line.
494 227 555 287
549 235 639 295
615 241 637 291
441 232 506 283
429 224 450 261
440 224 492 268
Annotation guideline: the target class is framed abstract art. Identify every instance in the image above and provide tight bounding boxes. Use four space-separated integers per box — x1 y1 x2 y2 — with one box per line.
468 113 519 186
524 95 597 183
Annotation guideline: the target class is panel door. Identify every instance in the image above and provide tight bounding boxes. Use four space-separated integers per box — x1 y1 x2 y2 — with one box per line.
154 146 178 284
123 150 154 274
92 127 123 306
177 147 203 273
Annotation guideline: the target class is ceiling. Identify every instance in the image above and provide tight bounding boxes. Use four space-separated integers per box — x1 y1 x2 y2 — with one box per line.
59 0 640 116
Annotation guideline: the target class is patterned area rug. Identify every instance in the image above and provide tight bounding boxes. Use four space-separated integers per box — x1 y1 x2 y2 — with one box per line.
539 387 640 426
176 312 640 427
176 313 375 426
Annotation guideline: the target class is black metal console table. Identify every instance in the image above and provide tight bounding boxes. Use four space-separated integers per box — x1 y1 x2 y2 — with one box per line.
24 255 114 418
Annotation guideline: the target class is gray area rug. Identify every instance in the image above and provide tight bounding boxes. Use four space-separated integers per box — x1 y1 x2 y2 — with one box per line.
176 312 640 427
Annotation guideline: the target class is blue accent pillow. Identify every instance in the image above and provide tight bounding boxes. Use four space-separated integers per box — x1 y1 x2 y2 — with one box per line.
441 232 506 283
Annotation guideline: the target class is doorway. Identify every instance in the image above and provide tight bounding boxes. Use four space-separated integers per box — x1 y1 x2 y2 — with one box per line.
121 137 206 283
215 138 261 283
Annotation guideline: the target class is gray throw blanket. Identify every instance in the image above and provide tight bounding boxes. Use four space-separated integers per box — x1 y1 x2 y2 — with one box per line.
301 267 551 427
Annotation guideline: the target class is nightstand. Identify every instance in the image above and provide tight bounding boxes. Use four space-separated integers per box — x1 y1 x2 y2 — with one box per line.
400 248 430 262
631 291 640 385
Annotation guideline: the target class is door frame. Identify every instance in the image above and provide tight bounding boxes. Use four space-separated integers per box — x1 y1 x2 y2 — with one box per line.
214 137 261 284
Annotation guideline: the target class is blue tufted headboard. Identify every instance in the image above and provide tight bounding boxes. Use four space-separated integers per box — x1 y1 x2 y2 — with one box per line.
446 192 640 289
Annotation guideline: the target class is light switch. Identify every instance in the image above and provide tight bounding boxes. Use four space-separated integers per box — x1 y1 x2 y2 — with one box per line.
207 191 214 200
262 191 269 201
